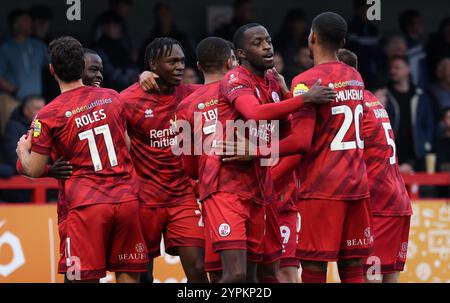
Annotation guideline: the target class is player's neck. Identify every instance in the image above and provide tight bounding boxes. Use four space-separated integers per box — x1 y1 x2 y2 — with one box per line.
59 79 84 94
241 62 265 78
313 49 339 67
203 73 225 85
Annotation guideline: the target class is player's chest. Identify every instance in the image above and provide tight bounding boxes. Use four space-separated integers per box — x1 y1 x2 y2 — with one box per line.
253 83 281 105
131 100 178 132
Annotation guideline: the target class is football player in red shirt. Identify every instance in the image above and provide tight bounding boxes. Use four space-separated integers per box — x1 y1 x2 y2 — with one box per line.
337 49 412 283
203 23 335 283
120 37 208 283
16 36 147 283
176 37 238 283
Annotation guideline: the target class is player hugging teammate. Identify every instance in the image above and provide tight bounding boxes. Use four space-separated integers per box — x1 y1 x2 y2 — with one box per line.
16 11 411 284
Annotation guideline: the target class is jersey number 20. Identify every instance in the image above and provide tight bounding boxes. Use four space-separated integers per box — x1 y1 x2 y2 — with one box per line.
330 104 364 151
78 124 118 172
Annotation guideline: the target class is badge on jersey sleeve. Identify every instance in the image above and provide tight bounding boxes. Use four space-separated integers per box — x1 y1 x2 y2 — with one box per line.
293 83 309 97
33 119 42 138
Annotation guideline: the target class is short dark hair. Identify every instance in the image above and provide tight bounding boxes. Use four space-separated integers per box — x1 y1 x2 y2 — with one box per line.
399 9 421 33
389 55 409 66
337 48 358 69
8 9 30 29
83 48 99 56
49 37 85 82
29 5 54 21
311 12 348 51
144 37 184 70
233 23 262 50
196 37 232 73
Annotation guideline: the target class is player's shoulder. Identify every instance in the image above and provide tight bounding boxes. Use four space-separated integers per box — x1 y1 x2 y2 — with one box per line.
222 66 253 86
120 82 141 96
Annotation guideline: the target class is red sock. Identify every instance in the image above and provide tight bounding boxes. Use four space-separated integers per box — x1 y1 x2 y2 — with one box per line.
338 265 364 283
301 268 327 283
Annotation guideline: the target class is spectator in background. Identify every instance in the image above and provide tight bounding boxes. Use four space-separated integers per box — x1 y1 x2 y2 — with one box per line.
213 0 255 41
386 56 435 173
428 58 450 132
427 17 450 82
94 11 139 92
0 9 48 101
139 3 197 69
436 107 450 197
29 5 54 45
294 45 313 76
182 67 199 84
274 9 308 84
385 36 408 58
93 0 134 54
1 95 45 202
346 0 384 89
399 9 429 88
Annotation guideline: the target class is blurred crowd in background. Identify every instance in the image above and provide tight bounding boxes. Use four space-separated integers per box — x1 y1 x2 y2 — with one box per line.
0 0 449 202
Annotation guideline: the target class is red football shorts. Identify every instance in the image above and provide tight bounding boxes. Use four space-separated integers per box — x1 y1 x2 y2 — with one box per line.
261 203 283 264
203 192 265 263
296 198 373 261
364 216 411 274
140 202 205 258
278 209 301 268
63 201 148 280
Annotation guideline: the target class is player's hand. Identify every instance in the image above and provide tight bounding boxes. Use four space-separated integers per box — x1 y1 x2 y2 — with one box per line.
48 157 73 180
16 133 32 156
267 68 289 97
139 71 160 92
302 79 336 105
216 131 256 163
399 163 414 174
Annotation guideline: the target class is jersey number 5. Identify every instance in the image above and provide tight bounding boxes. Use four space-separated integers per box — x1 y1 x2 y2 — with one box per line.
330 104 364 151
382 122 397 165
78 124 118 172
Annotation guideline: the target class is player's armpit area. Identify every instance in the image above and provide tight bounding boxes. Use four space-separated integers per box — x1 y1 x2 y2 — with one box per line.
234 94 304 121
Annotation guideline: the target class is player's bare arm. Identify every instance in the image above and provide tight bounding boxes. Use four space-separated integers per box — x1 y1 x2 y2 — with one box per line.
16 134 49 178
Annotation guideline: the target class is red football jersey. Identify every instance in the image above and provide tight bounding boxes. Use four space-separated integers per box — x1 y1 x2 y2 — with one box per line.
120 83 201 207
291 61 370 200
31 86 138 210
177 81 221 201
201 65 283 204
362 90 412 216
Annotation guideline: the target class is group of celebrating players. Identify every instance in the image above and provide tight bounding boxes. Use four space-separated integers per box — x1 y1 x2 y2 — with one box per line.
15 11 412 283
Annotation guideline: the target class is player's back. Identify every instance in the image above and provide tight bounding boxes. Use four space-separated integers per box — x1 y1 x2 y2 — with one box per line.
363 90 412 216
33 86 137 208
291 61 369 200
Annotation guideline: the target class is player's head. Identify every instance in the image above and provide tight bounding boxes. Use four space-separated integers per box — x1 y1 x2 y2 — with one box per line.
309 12 348 57
8 9 32 37
22 95 46 122
196 37 233 75
82 48 104 87
145 37 185 87
233 23 274 72
48 36 85 84
337 48 358 69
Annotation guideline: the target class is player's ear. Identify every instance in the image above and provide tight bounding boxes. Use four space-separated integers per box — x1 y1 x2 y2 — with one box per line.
236 49 246 61
49 64 55 77
225 58 232 70
149 60 157 72
341 38 346 48
196 61 203 73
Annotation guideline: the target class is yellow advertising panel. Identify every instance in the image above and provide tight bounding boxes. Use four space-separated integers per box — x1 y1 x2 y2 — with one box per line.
1 201 449 283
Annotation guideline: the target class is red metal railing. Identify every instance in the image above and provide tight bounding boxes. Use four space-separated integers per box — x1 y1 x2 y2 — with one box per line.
0 174 449 204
